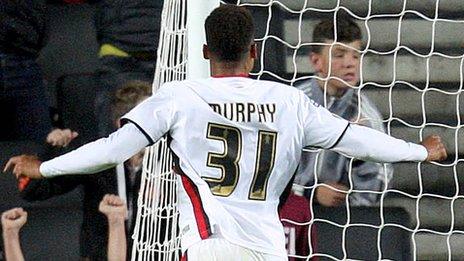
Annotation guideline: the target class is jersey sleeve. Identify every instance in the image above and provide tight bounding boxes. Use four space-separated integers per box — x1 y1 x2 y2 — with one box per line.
331 124 428 162
120 85 176 145
299 92 350 149
40 123 149 177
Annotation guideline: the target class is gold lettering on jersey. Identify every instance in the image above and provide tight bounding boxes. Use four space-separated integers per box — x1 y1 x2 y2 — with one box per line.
266 104 276 122
236 103 245 122
257 104 266 122
209 103 276 123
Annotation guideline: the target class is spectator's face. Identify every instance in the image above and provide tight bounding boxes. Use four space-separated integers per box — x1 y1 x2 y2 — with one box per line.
311 40 361 91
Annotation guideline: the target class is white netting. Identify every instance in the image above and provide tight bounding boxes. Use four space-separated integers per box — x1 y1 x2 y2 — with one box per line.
133 0 463 260
131 0 187 260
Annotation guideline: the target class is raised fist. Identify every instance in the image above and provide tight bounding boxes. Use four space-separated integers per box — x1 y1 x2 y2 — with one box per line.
1 208 28 232
99 194 127 222
421 135 448 162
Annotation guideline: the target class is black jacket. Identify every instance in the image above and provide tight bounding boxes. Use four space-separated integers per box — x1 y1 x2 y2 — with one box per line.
20 170 117 260
0 0 47 58
95 0 163 54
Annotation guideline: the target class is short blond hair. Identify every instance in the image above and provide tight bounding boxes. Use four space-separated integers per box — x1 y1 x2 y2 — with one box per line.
111 80 152 122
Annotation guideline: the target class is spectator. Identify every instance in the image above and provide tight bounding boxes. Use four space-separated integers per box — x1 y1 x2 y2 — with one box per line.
94 0 163 136
0 0 52 142
1 208 27 261
110 80 151 240
98 194 127 261
279 185 316 261
18 80 151 260
1 0 163 140
1 196 128 261
294 17 393 207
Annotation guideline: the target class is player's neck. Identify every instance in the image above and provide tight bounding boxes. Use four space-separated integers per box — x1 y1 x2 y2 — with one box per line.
210 60 251 78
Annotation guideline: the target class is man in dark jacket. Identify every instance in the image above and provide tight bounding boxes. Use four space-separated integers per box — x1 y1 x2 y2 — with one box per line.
94 0 164 136
0 0 51 142
19 81 150 260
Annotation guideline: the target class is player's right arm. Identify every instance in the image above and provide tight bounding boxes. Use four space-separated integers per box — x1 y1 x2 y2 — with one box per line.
3 124 149 179
3 85 176 179
300 92 447 163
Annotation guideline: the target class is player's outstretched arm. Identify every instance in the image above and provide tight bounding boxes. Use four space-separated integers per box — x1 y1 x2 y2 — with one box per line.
1 208 27 261
331 124 447 163
99 194 127 261
3 123 149 179
301 93 447 163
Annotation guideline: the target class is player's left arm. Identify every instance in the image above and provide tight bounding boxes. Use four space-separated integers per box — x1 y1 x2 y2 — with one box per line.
3 86 175 179
300 92 447 163
3 123 149 179
331 124 446 163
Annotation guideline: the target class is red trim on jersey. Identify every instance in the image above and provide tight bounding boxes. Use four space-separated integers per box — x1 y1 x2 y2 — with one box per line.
175 166 212 240
212 73 249 78
181 250 188 261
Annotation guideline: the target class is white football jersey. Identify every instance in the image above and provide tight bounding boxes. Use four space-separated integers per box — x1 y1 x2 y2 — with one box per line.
122 76 348 257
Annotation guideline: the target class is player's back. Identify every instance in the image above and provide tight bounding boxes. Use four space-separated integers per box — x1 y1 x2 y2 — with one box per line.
123 76 347 257
165 77 308 257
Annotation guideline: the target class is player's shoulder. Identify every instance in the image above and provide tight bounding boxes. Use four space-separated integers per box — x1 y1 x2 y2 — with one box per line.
158 80 186 91
255 78 294 90
155 80 198 97
158 78 210 90
156 78 307 102
255 79 306 99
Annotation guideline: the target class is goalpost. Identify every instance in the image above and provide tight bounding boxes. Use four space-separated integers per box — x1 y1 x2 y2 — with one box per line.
132 0 462 260
130 0 218 260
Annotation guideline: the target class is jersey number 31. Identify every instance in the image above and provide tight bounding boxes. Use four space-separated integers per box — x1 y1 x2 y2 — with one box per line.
203 122 277 201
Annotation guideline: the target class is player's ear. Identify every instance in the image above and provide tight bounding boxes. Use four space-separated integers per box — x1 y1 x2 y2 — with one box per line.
203 44 210 60
250 43 257 59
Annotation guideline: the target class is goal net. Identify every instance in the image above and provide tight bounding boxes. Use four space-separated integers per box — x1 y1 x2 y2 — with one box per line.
129 1 185 260
130 0 217 260
132 0 463 260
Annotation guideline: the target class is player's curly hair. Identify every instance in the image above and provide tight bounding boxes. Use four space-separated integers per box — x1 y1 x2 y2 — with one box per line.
111 80 152 122
205 4 255 62
312 15 362 53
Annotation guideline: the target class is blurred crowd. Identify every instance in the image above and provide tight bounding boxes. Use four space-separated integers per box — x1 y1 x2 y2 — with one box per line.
1 0 162 260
